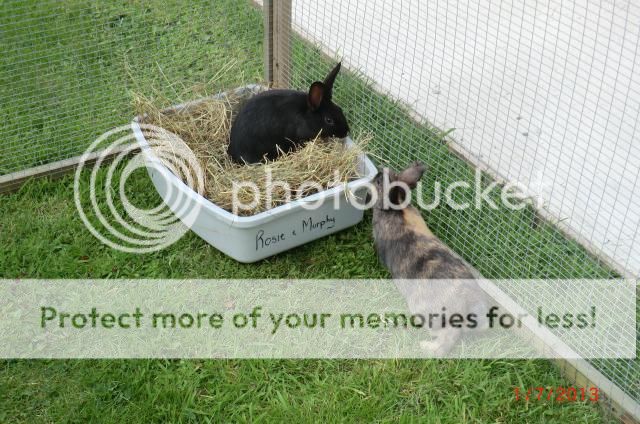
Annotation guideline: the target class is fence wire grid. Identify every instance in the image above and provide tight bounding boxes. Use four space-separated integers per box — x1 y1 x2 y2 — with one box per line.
1 0 639 421
282 0 639 419
0 0 264 177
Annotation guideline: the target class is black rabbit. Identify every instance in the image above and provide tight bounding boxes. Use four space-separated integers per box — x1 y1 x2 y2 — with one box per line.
228 62 350 163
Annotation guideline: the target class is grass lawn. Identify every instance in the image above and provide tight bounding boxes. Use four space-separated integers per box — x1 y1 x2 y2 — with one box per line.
0 173 606 423
0 0 616 422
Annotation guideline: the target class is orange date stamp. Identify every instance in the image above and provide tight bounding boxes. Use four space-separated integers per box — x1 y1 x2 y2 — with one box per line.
514 387 599 402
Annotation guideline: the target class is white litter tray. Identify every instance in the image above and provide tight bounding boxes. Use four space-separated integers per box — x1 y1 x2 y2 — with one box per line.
131 86 377 262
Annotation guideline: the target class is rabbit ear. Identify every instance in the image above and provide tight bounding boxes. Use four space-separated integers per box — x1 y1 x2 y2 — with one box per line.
397 162 427 188
307 82 325 111
323 62 341 99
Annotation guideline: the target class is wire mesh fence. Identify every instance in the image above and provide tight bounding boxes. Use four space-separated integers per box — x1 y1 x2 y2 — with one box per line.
0 0 638 420
0 0 264 177
283 0 639 419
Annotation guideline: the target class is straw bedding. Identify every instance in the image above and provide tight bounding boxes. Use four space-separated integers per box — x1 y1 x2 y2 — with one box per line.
134 89 369 216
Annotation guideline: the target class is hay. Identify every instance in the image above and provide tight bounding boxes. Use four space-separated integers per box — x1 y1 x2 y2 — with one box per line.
134 90 370 216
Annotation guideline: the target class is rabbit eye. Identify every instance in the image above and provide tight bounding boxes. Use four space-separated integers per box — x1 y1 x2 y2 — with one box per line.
324 116 335 125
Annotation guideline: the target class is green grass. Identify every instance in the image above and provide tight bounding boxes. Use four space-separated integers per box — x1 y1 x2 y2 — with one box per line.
0 173 605 423
0 0 263 174
0 0 619 422
0 357 604 423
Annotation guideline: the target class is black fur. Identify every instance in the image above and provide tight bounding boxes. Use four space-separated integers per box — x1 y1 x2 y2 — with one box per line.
228 62 349 163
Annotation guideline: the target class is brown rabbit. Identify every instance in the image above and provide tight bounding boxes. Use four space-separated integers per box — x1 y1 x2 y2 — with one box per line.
371 161 490 355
